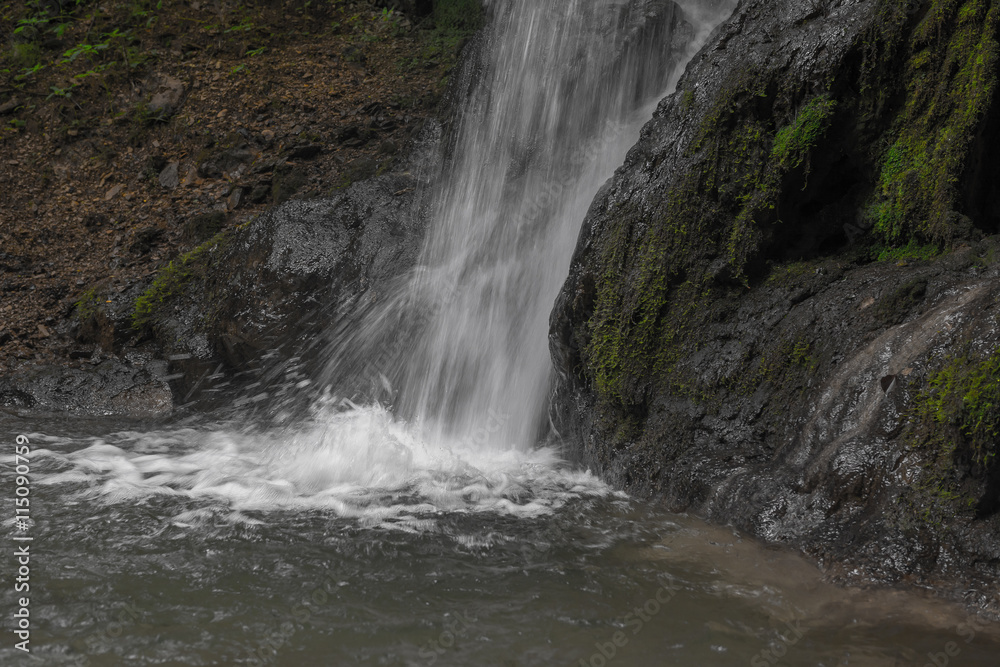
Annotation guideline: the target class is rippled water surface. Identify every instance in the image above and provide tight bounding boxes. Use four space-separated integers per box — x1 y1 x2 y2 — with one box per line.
3 413 999 667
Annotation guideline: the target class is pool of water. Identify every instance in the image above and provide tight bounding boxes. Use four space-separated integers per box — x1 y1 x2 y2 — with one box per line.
2 410 998 667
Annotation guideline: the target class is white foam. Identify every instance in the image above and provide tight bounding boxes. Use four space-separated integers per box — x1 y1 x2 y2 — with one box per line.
34 403 612 530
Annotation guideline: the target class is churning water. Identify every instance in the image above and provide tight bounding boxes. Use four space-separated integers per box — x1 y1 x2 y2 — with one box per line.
4 1 1000 665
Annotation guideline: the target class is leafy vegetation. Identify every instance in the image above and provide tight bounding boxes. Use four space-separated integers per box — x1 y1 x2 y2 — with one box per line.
73 286 102 320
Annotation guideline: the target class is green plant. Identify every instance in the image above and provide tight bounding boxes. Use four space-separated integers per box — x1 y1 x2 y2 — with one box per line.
914 348 1000 469
73 287 101 320
130 0 163 27
52 21 72 39
124 44 156 70
770 95 837 171
378 6 407 36
132 231 228 330
226 19 254 33
871 239 941 262
865 0 1000 244
13 13 50 37
47 84 77 99
15 61 45 80
61 41 109 63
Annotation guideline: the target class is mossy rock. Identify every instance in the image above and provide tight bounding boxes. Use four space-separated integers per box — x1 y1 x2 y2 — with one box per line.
132 231 229 332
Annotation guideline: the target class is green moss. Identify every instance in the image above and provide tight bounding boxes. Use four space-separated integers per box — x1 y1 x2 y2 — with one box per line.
871 238 941 262
132 230 227 330
581 0 997 420
681 88 695 111
790 338 815 369
866 0 1000 243
771 95 837 171
690 66 768 154
725 334 819 402
73 287 101 320
10 41 41 69
765 259 817 285
908 347 1000 521
917 349 1000 469
584 84 841 409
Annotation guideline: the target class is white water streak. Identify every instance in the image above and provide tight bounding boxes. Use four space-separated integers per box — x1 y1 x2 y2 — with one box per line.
329 0 736 450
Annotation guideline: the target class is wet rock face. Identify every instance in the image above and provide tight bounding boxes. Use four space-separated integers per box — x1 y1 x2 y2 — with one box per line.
204 172 429 366
143 125 440 404
551 0 1000 602
0 356 173 418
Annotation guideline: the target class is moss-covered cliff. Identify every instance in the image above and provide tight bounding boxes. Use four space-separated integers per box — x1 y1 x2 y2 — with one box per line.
551 0 1000 604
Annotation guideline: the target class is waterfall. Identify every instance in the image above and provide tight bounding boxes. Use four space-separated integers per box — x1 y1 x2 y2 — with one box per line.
40 1 736 524
324 0 734 451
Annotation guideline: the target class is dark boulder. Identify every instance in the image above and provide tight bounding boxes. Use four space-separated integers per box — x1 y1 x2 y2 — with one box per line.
0 356 172 418
550 0 1000 606
137 123 442 406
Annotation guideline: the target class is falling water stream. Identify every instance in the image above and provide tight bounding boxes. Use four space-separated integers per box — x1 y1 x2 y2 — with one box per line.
3 1 1000 665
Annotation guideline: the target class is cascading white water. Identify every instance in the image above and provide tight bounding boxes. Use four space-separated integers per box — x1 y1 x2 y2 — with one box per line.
329 0 736 451
32 0 736 525
396 0 681 449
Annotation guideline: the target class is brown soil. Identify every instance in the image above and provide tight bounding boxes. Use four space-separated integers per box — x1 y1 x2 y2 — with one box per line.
0 0 466 372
